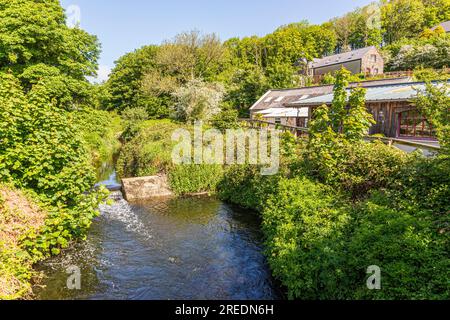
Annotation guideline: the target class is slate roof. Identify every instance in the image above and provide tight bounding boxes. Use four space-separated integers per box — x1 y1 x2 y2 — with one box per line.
310 46 376 69
432 21 450 32
250 77 413 111
289 81 450 106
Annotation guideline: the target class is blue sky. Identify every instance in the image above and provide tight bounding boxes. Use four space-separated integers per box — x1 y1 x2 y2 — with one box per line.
60 0 375 82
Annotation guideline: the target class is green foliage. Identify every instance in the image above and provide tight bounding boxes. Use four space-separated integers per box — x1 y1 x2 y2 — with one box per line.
172 79 225 122
0 73 95 205
105 45 160 112
169 164 224 195
413 67 450 82
0 71 113 299
309 69 375 141
0 0 100 107
210 105 240 132
345 196 449 300
118 120 226 195
390 155 450 217
414 81 450 154
0 242 33 300
384 35 450 71
20 187 109 262
218 165 281 211
261 177 350 299
116 120 183 178
72 107 122 164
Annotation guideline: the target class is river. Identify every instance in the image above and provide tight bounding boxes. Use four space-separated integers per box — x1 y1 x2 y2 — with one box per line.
32 166 281 300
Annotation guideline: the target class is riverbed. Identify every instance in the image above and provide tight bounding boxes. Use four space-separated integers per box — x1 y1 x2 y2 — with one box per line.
33 170 281 300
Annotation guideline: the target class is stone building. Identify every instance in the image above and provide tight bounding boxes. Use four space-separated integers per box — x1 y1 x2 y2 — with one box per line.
308 46 384 78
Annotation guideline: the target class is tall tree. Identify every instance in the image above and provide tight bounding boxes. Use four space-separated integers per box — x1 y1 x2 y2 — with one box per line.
0 0 100 108
381 0 426 44
105 45 159 112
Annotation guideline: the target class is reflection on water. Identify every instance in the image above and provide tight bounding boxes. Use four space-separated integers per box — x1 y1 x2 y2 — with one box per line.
33 193 280 300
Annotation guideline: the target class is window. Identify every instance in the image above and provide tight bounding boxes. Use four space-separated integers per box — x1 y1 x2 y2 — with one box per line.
264 97 274 103
275 118 282 124
275 96 284 102
399 110 436 138
370 54 377 63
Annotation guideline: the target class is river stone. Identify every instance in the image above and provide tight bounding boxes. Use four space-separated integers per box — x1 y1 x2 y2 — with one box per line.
122 175 174 201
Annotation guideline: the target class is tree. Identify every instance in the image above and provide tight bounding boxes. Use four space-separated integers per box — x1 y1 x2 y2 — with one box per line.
0 0 100 107
154 31 226 83
385 36 450 71
309 68 374 142
422 0 450 27
414 81 450 154
381 0 426 44
105 45 159 112
172 79 225 122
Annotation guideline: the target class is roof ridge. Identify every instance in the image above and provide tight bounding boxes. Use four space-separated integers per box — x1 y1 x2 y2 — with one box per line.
268 77 413 92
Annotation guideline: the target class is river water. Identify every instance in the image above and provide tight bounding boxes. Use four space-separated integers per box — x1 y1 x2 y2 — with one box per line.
33 168 281 300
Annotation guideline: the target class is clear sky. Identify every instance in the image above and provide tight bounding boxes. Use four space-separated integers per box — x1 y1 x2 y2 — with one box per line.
60 0 375 82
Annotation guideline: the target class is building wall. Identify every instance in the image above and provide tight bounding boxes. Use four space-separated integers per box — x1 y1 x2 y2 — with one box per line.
361 48 384 75
313 60 362 76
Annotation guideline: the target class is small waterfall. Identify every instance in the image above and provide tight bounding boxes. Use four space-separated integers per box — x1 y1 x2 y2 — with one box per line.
99 191 153 241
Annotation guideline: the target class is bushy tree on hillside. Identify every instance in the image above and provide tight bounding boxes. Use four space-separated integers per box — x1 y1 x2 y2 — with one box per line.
172 79 225 123
105 45 160 112
414 81 450 155
0 0 100 107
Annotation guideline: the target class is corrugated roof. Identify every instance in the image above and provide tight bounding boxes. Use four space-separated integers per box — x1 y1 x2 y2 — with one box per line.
250 77 413 111
289 81 450 106
256 107 309 118
311 46 376 69
432 21 450 32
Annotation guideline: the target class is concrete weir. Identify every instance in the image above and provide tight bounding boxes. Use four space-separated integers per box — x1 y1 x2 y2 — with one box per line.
121 175 174 201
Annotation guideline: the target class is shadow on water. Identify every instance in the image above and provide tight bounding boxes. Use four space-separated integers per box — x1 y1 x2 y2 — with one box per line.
33 185 281 300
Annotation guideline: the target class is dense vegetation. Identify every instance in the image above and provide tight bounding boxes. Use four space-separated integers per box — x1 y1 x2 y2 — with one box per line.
103 0 450 119
117 70 449 299
217 70 450 299
0 0 121 299
1 0 449 301
117 120 224 195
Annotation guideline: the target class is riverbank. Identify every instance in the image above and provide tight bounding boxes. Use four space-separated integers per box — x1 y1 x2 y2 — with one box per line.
0 72 123 299
0 185 46 299
117 119 449 300
33 191 281 300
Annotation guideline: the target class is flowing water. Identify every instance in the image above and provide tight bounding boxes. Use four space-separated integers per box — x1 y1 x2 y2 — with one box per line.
33 168 281 300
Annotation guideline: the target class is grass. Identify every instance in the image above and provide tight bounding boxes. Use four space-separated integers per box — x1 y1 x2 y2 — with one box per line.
0 185 47 299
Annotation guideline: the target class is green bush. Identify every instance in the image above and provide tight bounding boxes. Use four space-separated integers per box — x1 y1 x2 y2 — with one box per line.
73 107 122 164
389 155 450 218
169 164 224 195
0 73 96 206
345 196 449 300
261 177 350 299
301 141 409 198
116 120 181 177
218 164 281 211
0 73 111 298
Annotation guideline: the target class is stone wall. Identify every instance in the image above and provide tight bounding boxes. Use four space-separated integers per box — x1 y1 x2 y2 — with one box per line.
122 175 174 201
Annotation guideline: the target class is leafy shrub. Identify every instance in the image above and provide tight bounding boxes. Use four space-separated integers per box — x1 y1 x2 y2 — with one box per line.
302 140 409 198
73 107 122 164
116 120 181 177
210 106 240 132
262 177 350 300
389 155 450 218
218 164 282 211
0 73 111 298
169 164 224 195
345 196 449 300
0 73 96 206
